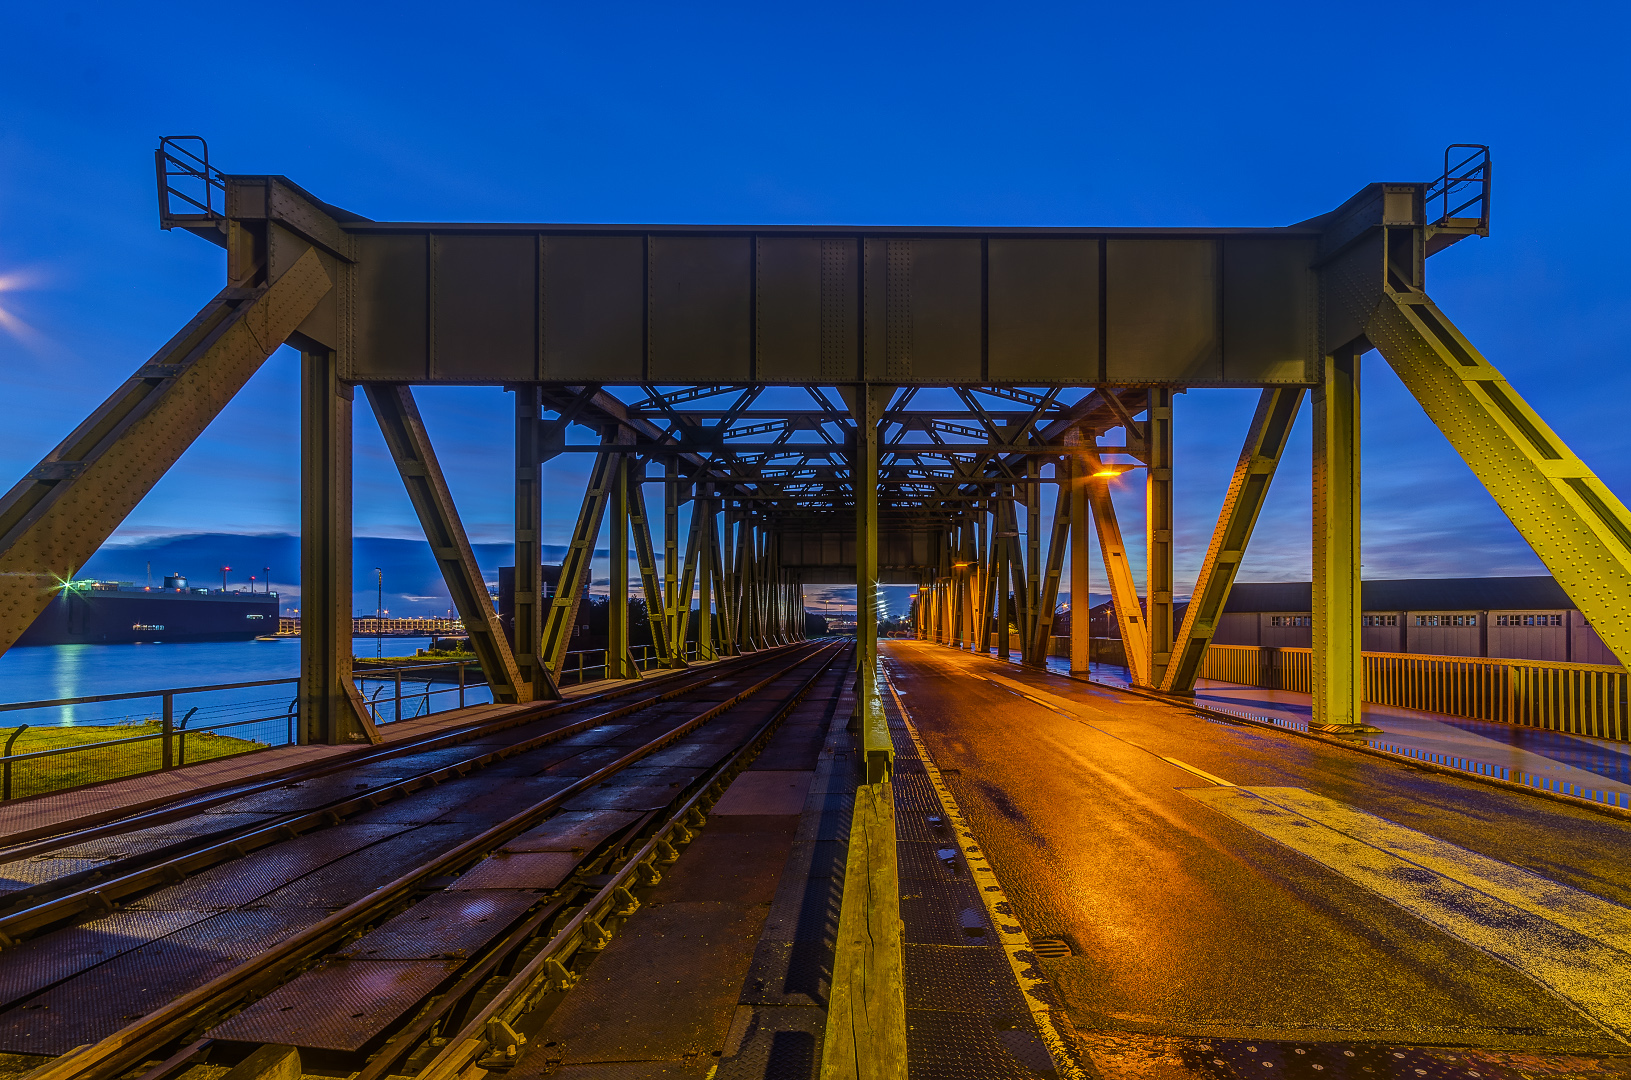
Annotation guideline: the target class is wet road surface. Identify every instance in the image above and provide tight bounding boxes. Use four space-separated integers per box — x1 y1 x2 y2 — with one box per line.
879 641 1631 1065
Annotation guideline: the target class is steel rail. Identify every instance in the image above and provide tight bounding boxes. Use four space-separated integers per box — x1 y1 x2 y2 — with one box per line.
0 646 783 860
413 642 847 1080
30 642 838 1080
0 647 808 939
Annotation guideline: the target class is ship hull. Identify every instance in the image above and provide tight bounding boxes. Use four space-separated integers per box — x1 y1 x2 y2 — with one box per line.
15 591 280 646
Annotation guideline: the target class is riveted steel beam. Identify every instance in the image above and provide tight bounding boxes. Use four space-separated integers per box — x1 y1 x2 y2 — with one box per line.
1026 470 1072 667
512 386 562 701
1145 389 1175 689
1311 347 1362 728
365 383 525 705
628 472 674 667
1162 388 1304 694
1081 445 1151 688
301 349 379 746
0 248 331 658
543 447 622 677
1367 289 1631 666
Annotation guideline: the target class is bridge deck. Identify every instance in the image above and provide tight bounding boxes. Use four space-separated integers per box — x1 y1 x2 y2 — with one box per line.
882 640 1631 1074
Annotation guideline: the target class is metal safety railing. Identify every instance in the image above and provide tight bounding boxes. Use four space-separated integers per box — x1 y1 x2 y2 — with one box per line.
1198 644 1629 741
155 135 227 230
0 641 730 802
1425 143 1491 232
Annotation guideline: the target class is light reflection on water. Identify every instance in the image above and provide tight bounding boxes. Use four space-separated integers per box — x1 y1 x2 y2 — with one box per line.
0 638 470 742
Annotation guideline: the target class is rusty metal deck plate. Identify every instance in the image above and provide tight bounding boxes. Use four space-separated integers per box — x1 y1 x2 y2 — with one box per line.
0 908 210 1010
503 810 645 853
208 957 460 1051
339 890 542 959
562 784 686 813
449 851 583 891
251 823 480 909
129 822 407 910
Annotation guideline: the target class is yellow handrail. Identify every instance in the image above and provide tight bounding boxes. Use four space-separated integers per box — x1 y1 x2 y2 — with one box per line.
1198 644 1629 741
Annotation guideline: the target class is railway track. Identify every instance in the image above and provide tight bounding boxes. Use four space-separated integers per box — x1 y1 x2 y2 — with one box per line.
0 641 848 1080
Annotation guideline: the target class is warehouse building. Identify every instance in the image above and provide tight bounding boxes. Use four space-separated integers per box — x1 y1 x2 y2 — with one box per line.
1209 577 1616 664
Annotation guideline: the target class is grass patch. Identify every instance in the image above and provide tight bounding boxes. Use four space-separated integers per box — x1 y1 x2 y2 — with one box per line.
0 723 265 800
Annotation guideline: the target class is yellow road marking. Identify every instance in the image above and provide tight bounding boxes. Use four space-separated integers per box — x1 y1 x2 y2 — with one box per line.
880 671 1088 1080
1187 786 1631 1040
1158 757 1236 787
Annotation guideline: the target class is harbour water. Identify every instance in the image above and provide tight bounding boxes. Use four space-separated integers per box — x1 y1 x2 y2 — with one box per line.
0 638 488 744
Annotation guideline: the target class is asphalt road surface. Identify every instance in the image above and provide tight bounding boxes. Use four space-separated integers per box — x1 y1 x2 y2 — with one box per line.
879 641 1631 1068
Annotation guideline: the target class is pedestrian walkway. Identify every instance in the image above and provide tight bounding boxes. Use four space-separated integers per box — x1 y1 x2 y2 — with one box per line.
980 648 1631 811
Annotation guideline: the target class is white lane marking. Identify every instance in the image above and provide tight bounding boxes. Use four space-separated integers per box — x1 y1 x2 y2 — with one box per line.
880 670 1088 1080
1158 757 1236 788
1187 786 1631 1041
981 672 1081 717
1250 786 1631 954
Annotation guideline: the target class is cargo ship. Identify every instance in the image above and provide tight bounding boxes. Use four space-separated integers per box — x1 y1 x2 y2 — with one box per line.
15 575 280 646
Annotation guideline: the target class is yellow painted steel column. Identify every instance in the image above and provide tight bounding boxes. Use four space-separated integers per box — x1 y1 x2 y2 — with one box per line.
850 385 891 784
608 456 633 679
512 387 558 700
1146 389 1175 688
1312 346 1365 730
1069 451 1092 674
664 471 682 665
697 494 716 661
300 349 377 745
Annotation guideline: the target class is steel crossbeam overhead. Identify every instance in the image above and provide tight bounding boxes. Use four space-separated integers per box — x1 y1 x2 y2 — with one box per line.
16 141 1631 744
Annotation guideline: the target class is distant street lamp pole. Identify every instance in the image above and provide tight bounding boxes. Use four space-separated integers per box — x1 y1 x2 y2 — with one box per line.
263 567 272 595
375 567 384 659
220 565 230 593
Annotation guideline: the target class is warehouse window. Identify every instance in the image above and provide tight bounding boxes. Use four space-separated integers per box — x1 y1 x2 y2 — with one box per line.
1415 614 1477 627
1270 615 1311 627
1362 615 1398 627
1497 613 1563 627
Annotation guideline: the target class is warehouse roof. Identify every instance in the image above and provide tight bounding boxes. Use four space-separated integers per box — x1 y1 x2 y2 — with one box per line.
1221 577 1574 614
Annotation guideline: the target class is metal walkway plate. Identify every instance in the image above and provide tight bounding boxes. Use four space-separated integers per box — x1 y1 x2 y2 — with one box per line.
503 810 645 853
208 958 459 1051
339 890 541 959
450 851 583 891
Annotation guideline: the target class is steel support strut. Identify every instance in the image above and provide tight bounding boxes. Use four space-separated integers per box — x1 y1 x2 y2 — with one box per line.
365 384 525 705
628 474 674 667
1027 467 1072 667
844 385 893 784
301 350 379 745
608 456 633 679
542 446 622 677
0 248 331 658
1146 390 1175 688
1162 388 1304 694
1082 445 1152 687
1367 290 1631 667
512 387 562 700
1068 440 1092 674
1311 348 1363 729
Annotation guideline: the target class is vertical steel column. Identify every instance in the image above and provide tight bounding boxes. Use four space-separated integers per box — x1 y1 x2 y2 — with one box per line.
299 349 377 746
696 494 716 661
664 470 682 664
981 505 999 655
1313 347 1364 729
366 384 525 705
1027 466 1072 667
1069 447 1092 674
1146 389 1175 689
994 494 1012 661
608 456 633 679
675 484 703 659
542 447 620 677
1025 460 1041 646
512 387 558 700
849 385 890 783
628 475 674 667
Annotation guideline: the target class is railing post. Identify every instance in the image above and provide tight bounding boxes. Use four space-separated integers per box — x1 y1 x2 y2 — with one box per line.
161 693 174 770
2 725 26 801
459 662 467 709
394 669 403 724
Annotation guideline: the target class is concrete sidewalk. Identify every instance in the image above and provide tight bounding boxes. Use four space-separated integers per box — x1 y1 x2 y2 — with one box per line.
985 648 1631 809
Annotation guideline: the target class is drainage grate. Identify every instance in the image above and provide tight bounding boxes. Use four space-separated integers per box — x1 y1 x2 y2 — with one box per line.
1031 936 1072 959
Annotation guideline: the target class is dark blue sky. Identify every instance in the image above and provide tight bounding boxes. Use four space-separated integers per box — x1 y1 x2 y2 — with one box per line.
2 1 1628 617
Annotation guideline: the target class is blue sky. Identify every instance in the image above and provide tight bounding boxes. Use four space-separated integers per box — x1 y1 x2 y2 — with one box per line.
2 0 1628 618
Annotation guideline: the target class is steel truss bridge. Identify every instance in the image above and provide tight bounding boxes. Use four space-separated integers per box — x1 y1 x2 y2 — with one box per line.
2 141 1625 769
